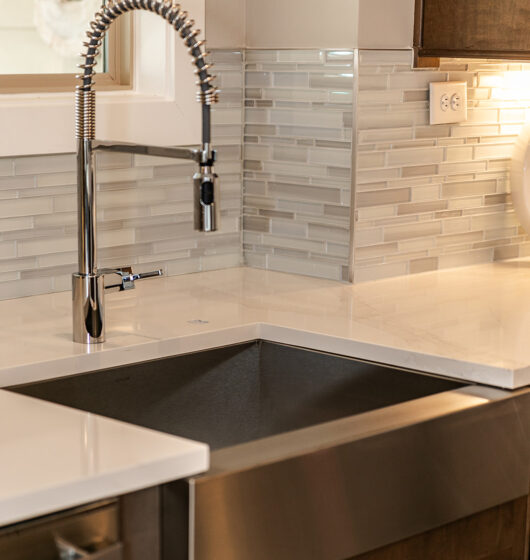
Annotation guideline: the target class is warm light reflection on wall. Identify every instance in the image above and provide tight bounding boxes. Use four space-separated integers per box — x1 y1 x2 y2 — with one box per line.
491 71 530 101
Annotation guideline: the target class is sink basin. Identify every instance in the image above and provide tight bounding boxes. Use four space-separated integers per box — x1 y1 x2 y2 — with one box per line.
10 341 462 449
9 341 529 560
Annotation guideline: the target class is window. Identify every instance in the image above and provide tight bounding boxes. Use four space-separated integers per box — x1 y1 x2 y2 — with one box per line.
0 0 132 93
0 0 204 157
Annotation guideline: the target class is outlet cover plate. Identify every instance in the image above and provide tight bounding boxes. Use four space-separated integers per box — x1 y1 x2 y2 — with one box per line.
429 81 467 125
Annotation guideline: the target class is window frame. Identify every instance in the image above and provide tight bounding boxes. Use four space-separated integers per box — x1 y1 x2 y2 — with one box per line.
0 18 132 94
0 0 204 157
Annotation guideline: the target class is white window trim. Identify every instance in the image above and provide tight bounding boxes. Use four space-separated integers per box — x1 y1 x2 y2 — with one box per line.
0 1 204 157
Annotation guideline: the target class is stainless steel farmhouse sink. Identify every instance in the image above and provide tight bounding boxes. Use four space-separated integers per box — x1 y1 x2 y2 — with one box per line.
8 342 530 560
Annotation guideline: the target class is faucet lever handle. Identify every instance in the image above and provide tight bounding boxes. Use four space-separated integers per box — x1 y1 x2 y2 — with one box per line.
100 267 163 292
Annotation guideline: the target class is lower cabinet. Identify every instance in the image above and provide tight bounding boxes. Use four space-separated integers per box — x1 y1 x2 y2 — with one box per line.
0 488 160 560
1 490 528 559
350 497 530 560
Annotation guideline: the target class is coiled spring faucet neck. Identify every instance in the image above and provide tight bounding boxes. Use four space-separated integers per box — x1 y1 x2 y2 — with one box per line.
75 0 219 140
73 0 220 344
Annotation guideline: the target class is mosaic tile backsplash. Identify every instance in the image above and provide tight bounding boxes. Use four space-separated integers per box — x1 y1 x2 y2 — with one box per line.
3 48 530 299
242 49 354 282
353 50 530 282
0 50 243 300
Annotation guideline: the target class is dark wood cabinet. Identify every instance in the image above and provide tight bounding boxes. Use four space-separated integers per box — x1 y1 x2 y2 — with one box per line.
0 489 161 560
415 0 530 60
350 496 530 560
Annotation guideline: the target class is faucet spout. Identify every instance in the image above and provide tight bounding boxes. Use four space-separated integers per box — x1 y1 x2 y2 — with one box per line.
73 0 219 344
194 143 219 232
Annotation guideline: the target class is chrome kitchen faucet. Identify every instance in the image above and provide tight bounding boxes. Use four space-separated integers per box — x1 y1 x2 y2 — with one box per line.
73 0 219 344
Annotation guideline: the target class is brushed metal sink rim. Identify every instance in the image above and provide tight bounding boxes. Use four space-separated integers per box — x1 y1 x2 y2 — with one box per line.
202 383 513 474
191 383 529 560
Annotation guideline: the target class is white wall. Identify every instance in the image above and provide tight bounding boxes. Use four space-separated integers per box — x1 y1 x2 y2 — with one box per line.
0 0 206 156
205 0 415 50
245 0 359 49
357 0 415 49
205 0 246 49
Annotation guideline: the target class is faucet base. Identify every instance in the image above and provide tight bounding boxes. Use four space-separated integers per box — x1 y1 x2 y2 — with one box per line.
72 273 105 344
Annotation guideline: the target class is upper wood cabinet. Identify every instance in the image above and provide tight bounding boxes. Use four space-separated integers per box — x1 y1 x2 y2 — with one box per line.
414 0 530 60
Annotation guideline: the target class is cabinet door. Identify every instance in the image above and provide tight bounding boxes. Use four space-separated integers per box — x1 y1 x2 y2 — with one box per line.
416 0 530 59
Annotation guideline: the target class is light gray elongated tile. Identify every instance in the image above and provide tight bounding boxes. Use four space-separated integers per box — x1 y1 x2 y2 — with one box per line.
276 125 345 140
0 277 55 301
309 74 353 90
310 148 351 167
0 241 16 260
384 221 442 242
353 51 530 283
0 159 14 177
436 231 484 247
246 72 272 87
278 50 325 63
243 216 270 233
274 73 310 88
358 90 403 106
96 152 133 170
0 176 35 190
388 71 447 90
0 198 53 219
358 74 389 91
398 201 447 215
442 180 497 198
272 145 308 163
268 182 342 204
357 188 410 208
358 112 415 130
387 147 444 166
0 217 33 232
269 108 344 128
262 87 327 102
262 234 325 253
17 236 77 258
474 143 514 160
354 261 408 283
15 154 76 176
266 254 343 281
438 247 493 269
308 223 350 243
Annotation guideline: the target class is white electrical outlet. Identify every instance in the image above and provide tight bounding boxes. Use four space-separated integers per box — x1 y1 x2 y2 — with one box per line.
429 81 467 125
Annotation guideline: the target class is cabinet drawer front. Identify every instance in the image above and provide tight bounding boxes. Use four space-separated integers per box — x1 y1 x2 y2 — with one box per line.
0 501 120 560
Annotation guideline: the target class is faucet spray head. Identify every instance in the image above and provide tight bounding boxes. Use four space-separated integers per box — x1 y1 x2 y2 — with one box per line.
194 145 219 233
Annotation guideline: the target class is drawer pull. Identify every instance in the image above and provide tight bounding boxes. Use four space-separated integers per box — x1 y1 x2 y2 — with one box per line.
56 536 123 560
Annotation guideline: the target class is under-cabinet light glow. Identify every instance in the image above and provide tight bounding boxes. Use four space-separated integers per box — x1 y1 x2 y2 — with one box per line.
491 71 530 101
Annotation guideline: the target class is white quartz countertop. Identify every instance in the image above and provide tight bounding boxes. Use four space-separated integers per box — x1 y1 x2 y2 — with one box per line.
0 391 208 526
0 262 529 526
1 263 529 390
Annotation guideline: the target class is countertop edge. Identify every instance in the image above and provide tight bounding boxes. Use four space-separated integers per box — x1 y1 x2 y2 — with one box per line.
0 444 209 527
1 321 524 390
0 323 261 389
257 324 521 389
